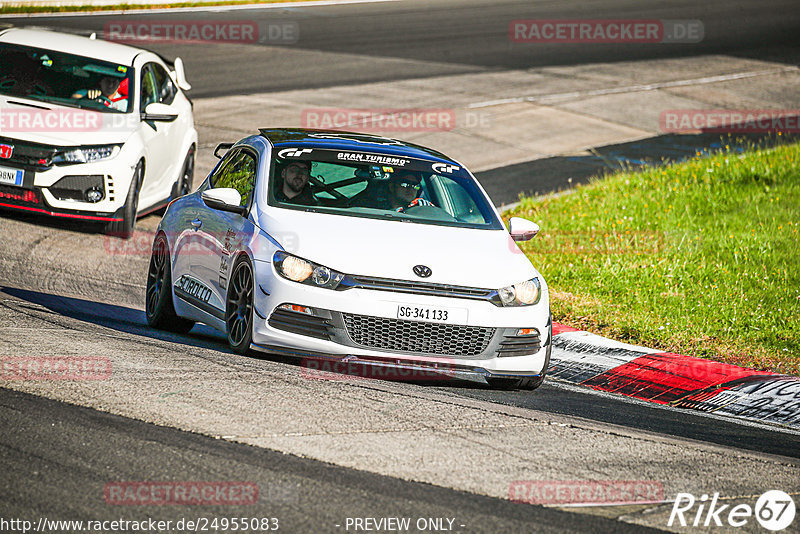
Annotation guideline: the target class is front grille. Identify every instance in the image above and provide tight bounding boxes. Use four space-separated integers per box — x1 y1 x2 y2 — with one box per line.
497 330 541 357
268 308 332 340
0 137 57 171
342 312 495 356
346 275 495 302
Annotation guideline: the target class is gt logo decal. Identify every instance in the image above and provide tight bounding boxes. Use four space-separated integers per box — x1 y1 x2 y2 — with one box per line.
278 148 313 158
432 162 460 174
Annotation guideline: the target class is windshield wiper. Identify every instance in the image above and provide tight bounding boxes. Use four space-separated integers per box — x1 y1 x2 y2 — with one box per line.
6 99 50 110
15 94 85 110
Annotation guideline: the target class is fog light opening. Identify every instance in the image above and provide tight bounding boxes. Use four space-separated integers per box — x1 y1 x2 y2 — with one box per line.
85 187 104 203
517 328 539 337
278 303 312 315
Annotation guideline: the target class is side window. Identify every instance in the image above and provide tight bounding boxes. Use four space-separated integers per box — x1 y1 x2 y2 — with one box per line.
429 175 485 223
151 63 177 105
212 150 256 208
139 65 158 110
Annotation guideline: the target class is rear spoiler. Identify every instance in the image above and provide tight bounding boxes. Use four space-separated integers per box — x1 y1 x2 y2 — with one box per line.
132 48 192 92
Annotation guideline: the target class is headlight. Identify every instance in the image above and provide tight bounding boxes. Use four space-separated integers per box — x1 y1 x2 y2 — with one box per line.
273 251 344 290
282 255 313 282
52 145 120 165
495 277 542 307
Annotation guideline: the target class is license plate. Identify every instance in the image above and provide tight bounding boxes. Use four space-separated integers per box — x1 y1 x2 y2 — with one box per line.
0 165 24 186
396 304 466 324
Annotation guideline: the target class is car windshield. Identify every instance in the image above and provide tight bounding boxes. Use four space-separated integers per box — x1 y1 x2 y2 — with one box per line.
0 43 133 113
267 149 503 230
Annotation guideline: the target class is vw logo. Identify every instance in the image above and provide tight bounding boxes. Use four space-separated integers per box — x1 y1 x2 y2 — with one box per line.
413 265 432 278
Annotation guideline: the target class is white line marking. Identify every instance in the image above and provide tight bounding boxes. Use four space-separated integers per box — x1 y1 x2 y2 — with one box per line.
468 67 800 108
0 0 398 18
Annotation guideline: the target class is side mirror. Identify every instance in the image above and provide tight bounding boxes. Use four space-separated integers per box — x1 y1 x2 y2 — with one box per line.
509 217 540 241
201 188 246 215
173 57 192 91
214 142 234 159
142 102 178 122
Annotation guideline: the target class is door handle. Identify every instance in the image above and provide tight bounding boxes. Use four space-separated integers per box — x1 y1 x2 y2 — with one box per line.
191 218 202 230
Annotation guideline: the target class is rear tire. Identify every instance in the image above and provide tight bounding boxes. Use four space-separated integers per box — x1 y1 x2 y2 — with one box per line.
105 162 142 239
226 256 254 355
146 234 195 334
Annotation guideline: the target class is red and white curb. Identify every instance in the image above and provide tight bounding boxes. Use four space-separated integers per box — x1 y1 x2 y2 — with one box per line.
548 324 800 430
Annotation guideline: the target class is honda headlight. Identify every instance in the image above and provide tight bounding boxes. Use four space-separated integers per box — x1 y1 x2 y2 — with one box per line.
273 251 344 290
495 277 542 307
53 145 120 165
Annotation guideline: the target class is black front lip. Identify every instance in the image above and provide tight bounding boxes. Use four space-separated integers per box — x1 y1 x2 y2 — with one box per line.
0 185 121 222
250 343 546 384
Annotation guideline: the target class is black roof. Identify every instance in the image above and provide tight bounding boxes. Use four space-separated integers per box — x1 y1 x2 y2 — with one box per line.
259 128 456 164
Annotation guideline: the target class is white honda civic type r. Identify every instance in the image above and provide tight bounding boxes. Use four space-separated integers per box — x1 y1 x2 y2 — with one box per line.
0 28 197 238
147 129 551 389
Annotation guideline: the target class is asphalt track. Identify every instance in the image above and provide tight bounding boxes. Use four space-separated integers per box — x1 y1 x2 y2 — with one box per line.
3 281 800 461
2 1 800 532
18 0 800 97
0 387 659 534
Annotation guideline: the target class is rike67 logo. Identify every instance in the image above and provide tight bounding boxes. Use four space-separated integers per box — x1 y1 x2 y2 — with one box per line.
669 490 795 531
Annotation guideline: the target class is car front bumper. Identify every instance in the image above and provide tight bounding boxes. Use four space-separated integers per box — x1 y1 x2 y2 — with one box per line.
250 259 551 380
0 156 133 221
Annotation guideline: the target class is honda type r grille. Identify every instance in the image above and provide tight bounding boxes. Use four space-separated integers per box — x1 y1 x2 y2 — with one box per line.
0 137 56 170
342 313 495 356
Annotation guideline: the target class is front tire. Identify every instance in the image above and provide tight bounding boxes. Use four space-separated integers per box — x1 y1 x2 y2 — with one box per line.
146 234 195 334
226 256 254 355
173 147 195 199
105 162 142 239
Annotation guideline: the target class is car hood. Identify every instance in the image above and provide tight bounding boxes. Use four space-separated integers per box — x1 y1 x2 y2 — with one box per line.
256 207 539 289
0 95 135 145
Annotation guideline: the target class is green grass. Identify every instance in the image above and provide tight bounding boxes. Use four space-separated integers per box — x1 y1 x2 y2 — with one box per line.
508 139 800 375
0 0 304 14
